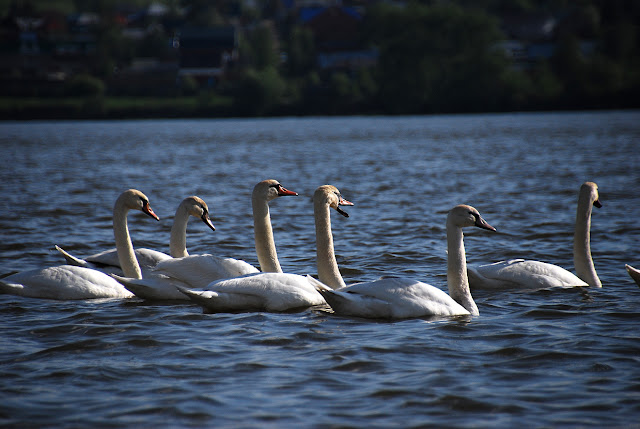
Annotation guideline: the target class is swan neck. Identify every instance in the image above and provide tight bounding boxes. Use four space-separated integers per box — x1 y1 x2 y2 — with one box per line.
253 193 282 273
113 200 142 279
573 192 601 287
446 218 478 315
315 198 346 289
169 204 190 258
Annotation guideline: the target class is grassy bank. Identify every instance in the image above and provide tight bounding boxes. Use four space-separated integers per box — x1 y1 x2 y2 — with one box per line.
0 95 236 120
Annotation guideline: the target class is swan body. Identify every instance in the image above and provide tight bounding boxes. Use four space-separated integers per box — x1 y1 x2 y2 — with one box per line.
0 189 159 300
0 265 135 300
626 265 640 287
118 180 296 300
110 273 191 301
177 273 327 312
468 259 587 289
315 277 469 319
315 204 496 319
468 182 602 290
56 196 215 274
177 184 354 312
56 245 171 274
116 254 260 301
152 254 259 289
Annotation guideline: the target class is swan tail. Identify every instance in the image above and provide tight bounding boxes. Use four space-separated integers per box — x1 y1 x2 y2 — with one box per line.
626 265 640 287
174 285 215 307
0 279 23 295
55 245 88 267
305 275 354 312
305 275 333 292
109 274 156 299
313 285 394 319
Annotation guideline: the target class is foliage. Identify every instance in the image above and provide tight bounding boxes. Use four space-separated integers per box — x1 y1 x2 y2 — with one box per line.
2 0 640 117
365 3 508 113
285 25 316 77
232 66 286 115
241 22 280 70
65 74 105 96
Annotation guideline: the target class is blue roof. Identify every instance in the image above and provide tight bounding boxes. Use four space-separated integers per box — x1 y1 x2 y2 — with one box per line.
299 6 362 23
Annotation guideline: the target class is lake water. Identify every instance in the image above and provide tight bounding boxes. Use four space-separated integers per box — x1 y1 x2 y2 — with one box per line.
0 112 639 427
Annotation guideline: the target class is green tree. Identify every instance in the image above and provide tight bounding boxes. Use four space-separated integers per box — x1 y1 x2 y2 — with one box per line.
65 73 106 96
242 22 279 70
233 66 285 115
365 3 508 114
286 25 315 77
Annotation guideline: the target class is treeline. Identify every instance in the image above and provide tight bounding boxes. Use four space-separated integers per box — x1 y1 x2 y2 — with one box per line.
3 0 640 118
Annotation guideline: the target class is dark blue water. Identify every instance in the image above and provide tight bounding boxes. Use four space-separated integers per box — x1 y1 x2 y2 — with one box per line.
1 112 639 427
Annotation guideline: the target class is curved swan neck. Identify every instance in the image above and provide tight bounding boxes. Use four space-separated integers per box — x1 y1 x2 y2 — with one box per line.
573 187 601 287
169 203 190 258
446 217 479 315
113 196 142 279
252 191 282 273
315 196 346 289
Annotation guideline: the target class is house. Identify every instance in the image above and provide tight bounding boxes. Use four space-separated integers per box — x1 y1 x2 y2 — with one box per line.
177 26 238 86
498 12 596 70
299 5 377 71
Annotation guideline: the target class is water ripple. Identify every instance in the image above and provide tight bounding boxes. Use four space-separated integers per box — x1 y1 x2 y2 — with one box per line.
1 113 639 428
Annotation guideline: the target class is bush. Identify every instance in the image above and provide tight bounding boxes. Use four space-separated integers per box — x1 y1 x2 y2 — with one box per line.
65 74 106 97
233 66 285 115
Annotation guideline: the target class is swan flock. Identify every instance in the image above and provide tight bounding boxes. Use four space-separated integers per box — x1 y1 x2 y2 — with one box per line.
1 181 615 319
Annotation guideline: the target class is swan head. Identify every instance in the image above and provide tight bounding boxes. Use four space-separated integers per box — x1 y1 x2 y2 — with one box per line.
315 185 354 217
581 182 602 208
448 205 496 231
253 179 298 202
183 196 215 232
119 189 160 221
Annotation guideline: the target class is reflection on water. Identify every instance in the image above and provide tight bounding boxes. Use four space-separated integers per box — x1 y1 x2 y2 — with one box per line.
1 111 639 427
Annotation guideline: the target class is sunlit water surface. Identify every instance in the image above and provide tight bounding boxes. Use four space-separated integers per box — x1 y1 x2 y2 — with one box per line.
1 112 639 427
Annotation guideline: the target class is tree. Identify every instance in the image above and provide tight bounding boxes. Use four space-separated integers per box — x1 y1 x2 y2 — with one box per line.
286 25 315 77
233 66 285 115
242 21 279 70
365 3 509 113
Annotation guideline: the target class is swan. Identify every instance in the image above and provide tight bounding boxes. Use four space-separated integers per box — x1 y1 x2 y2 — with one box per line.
176 185 355 312
314 203 497 319
114 180 298 300
626 265 640 287
55 196 216 274
468 181 602 290
0 189 159 299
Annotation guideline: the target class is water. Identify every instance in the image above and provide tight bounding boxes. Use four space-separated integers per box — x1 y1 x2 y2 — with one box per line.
1 112 639 427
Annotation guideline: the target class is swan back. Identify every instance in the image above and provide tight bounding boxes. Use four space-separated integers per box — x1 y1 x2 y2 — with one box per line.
178 272 325 312
0 265 134 299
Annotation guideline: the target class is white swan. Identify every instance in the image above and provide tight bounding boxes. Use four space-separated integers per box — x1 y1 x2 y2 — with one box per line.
314 203 496 319
55 196 216 274
114 180 298 300
176 185 355 312
0 189 159 299
626 265 640 287
468 181 602 290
